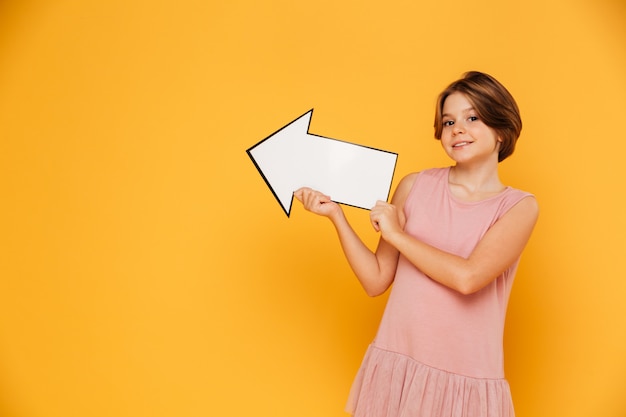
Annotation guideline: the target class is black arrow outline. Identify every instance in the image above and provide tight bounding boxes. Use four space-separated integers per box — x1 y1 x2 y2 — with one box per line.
246 108 398 217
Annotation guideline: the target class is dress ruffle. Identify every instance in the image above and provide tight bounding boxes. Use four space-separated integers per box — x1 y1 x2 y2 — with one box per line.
346 345 515 417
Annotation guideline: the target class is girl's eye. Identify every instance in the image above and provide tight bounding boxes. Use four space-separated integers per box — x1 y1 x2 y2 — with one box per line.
443 120 454 127
468 116 478 122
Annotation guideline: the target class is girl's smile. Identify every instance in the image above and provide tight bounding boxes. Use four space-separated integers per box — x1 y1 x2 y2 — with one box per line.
440 92 500 164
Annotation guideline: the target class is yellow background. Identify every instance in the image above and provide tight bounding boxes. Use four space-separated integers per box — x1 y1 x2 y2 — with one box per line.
1 0 625 416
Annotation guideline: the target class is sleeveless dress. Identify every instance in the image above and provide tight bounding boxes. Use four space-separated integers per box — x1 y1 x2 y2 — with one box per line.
346 167 533 417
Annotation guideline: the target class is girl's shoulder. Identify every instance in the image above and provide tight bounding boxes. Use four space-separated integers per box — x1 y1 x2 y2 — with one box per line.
397 167 448 191
392 167 447 206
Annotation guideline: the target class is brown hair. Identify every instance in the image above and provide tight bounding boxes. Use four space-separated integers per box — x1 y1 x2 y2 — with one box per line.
433 71 522 162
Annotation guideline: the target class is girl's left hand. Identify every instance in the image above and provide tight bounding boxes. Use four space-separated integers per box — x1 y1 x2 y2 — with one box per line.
370 201 404 238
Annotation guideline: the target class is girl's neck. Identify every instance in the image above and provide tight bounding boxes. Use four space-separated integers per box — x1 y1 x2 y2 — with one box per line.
448 164 505 201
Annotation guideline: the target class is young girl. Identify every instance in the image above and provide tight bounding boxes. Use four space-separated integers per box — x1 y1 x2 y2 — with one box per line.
294 71 538 417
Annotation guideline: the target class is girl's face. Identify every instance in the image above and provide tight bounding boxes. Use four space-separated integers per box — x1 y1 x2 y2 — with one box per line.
440 92 501 165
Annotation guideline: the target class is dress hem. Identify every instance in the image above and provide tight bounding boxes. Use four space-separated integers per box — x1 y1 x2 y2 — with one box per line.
346 344 515 417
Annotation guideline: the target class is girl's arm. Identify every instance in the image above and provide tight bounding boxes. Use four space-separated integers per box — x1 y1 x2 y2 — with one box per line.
294 175 415 296
371 195 539 295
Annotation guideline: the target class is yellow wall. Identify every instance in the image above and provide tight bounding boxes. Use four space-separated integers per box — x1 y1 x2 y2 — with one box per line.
1 0 625 416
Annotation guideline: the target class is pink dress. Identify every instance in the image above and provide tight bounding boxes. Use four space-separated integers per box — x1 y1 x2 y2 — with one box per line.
346 167 533 417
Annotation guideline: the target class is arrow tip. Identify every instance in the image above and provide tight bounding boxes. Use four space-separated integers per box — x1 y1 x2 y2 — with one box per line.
246 109 315 217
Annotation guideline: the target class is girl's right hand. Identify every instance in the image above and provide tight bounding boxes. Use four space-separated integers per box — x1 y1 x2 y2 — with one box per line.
293 187 341 218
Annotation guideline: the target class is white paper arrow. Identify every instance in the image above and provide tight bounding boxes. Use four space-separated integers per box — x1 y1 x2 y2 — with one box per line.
247 109 398 217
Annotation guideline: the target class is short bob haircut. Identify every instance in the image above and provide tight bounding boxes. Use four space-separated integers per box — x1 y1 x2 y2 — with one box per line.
434 71 522 162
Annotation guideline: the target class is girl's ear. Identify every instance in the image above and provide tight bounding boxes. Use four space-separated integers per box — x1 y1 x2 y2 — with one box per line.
494 137 502 153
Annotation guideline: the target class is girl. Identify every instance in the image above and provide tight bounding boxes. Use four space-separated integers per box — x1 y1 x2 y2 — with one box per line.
294 71 538 417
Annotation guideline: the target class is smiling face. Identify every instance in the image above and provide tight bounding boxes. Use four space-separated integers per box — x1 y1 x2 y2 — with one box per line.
440 92 501 165
433 72 522 162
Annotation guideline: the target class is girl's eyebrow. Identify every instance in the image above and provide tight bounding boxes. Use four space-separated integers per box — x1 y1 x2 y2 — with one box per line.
442 107 475 118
